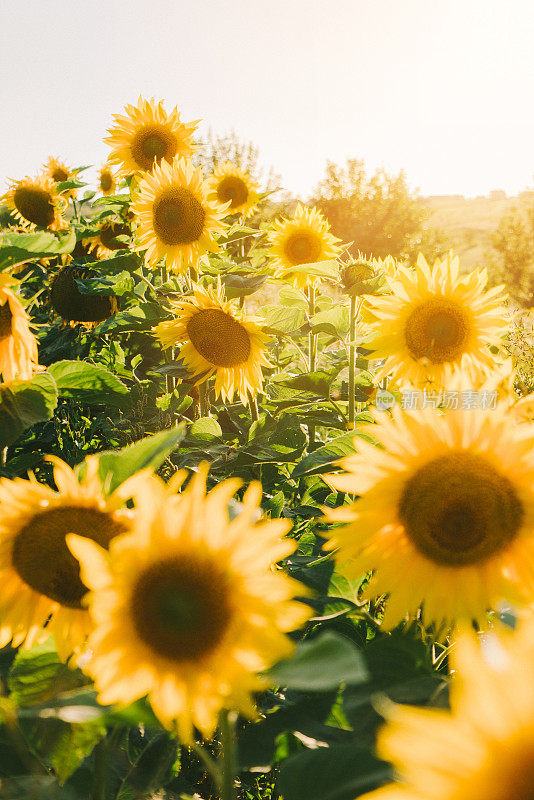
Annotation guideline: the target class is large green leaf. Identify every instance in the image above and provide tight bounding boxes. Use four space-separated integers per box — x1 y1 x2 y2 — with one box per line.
292 428 377 478
8 639 88 707
277 368 343 398
98 426 186 493
260 305 306 334
75 270 134 296
93 302 165 333
0 373 58 447
269 632 368 692
278 260 339 281
310 307 350 339
0 230 76 270
115 733 180 800
48 361 131 408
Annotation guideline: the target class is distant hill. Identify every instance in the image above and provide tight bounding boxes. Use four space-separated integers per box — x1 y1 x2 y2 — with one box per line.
421 191 534 270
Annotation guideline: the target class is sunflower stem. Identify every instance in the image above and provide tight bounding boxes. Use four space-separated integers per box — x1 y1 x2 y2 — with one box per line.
308 284 317 449
248 392 259 422
199 381 210 417
348 293 357 429
219 709 237 800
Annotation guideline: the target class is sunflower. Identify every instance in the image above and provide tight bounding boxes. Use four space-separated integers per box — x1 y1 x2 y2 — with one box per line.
0 455 141 660
105 96 198 176
2 174 66 230
97 164 117 196
67 465 309 741
365 254 509 389
268 204 342 290
43 156 77 199
0 274 41 382
131 158 227 272
209 161 259 217
85 220 131 258
361 622 534 800
324 405 534 630
50 265 117 327
154 282 269 403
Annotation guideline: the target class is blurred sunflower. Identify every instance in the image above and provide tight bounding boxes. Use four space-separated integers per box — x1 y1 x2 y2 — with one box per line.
0 456 138 660
105 96 198 176
154 282 269 403
209 161 259 217
50 265 117 327
98 164 117 196
68 465 309 741
366 254 509 388
324 405 534 630
131 158 227 272
268 204 342 289
85 220 131 258
361 622 534 800
2 175 66 230
43 156 77 199
0 275 40 383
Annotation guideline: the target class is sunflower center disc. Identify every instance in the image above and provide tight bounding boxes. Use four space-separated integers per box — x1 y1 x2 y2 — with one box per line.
131 125 178 171
187 308 251 367
404 297 470 363
99 222 130 250
52 167 69 183
100 172 112 193
152 187 206 246
50 267 114 323
285 232 322 266
399 451 524 566
13 187 55 227
216 177 249 210
0 302 13 341
12 506 128 608
132 557 232 661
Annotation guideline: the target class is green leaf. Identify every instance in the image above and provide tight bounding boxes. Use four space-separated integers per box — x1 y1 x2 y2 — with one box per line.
292 428 377 478
116 732 180 800
189 417 223 442
221 272 267 298
278 368 342 398
260 305 306 334
48 360 131 408
0 373 58 447
75 270 134 296
55 179 86 193
8 639 88 707
93 302 164 333
98 426 186 493
278 260 339 281
278 743 389 800
269 632 368 692
0 229 76 269
278 286 308 308
310 307 350 339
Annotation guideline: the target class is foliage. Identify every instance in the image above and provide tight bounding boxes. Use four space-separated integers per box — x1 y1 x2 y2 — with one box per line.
489 198 534 306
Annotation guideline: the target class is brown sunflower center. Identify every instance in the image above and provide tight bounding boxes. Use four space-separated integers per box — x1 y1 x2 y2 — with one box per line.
13 186 55 228
284 231 322 266
52 167 69 183
131 556 232 661
12 505 128 608
152 187 206 246
0 302 13 341
404 297 470 364
100 172 113 193
130 125 178 172
99 222 130 250
399 451 524 566
50 266 115 323
186 308 251 367
216 176 249 210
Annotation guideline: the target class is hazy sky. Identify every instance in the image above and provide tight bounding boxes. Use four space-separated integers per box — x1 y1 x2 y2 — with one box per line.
2 0 533 199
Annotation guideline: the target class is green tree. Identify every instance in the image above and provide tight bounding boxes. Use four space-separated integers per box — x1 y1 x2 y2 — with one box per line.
490 200 534 306
311 158 448 261
195 129 281 190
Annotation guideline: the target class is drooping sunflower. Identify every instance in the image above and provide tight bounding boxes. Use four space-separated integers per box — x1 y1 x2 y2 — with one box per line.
361 622 534 800
0 456 140 660
104 96 198 176
97 164 117 196
84 220 131 259
268 204 342 289
43 156 77 199
324 405 534 630
68 466 310 742
154 282 270 403
365 253 509 389
50 265 117 327
2 174 66 230
209 161 259 217
131 158 227 272
0 274 41 382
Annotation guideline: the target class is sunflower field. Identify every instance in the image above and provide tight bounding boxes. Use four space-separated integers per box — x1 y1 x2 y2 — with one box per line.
0 96 534 800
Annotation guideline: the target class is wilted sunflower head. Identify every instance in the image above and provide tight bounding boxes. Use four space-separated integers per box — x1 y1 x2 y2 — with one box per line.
0 454 143 659
0 274 41 382
325 404 534 631
68 465 310 741
209 161 260 217
365 253 510 389
268 204 342 290
2 174 66 231
154 281 270 403
98 164 117 196
50 265 116 326
131 157 227 272
104 96 199 176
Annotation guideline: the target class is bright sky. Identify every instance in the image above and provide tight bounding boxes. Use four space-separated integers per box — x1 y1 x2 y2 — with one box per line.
2 0 533 199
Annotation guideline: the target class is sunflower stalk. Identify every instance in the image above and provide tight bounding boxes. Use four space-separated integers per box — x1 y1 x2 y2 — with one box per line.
348 293 357 429
308 284 317 449
199 380 210 417
219 709 238 800
248 392 259 422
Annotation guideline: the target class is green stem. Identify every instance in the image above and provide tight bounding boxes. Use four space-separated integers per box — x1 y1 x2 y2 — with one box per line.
219 710 237 800
199 381 209 417
248 392 259 422
308 284 317 449
348 293 357 429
